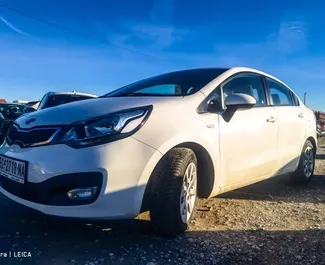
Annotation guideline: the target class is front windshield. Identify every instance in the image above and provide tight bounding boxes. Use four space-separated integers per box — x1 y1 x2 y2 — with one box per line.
104 68 228 97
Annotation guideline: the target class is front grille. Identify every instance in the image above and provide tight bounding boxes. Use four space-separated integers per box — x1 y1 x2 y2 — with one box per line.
6 125 59 147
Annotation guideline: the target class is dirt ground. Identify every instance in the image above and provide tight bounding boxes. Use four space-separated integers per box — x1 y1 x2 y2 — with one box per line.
1 138 325 265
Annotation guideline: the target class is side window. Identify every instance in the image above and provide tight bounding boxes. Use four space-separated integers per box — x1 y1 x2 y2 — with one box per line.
222 74 267 107
291 93 300 106
209 88 222 105
204 87 223 112
266 78 294 106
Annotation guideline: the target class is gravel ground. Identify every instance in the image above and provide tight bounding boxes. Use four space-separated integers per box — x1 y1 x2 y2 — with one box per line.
1 137 325 265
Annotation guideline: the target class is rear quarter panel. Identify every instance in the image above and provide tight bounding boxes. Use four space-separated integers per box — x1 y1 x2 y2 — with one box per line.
305 107 318 145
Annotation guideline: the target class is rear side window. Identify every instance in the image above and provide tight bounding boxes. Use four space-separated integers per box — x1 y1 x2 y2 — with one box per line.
291 93 300 106
266 78 294 106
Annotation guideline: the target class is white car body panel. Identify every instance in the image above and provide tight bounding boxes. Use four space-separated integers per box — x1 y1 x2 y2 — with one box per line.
0 67 317 219
218 107 279 187
0 137 162 219
18 97 183 128
273 106 306 174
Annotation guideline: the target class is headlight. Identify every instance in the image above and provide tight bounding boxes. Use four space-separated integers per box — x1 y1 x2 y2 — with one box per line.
53 106 152 148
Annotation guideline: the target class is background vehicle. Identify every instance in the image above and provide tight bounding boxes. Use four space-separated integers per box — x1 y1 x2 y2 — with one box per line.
0 103 35 145
37 91 97 110
0 67 317 236
317 122 322 137
26 100 41 110
317 121 325 137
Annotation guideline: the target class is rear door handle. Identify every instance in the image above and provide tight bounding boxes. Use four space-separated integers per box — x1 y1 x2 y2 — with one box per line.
298 113 304 118
267 116 277 123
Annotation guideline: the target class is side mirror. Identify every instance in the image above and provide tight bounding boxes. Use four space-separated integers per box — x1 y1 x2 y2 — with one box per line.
224 93 256 112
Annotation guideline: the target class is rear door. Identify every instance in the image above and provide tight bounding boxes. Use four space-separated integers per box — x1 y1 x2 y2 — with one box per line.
218 73 279 187
264 77 306 174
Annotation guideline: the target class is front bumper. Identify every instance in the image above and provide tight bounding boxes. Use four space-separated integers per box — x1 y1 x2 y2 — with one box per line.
0 171 104 206
0 137 162 219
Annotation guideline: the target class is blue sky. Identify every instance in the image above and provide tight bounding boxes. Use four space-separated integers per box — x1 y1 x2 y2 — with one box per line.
0 0 325 110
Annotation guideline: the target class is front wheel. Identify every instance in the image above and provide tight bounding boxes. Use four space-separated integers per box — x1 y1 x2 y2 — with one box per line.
149 147 198 236
290 140 315 184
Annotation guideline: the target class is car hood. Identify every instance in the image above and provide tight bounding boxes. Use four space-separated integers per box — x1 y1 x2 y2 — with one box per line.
15 96 183 129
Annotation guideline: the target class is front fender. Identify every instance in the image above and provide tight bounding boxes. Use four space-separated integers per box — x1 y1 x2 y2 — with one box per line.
134 133 221 203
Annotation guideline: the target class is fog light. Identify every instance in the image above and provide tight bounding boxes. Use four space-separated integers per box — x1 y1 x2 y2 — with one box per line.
67 187 98 200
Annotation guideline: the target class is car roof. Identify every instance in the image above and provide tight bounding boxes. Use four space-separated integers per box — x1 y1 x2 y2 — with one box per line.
228 67 287 86
155 67 287 87
197 66 302 104
227 66 301 99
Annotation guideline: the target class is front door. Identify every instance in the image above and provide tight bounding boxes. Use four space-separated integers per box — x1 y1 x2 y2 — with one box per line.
218 73 279 187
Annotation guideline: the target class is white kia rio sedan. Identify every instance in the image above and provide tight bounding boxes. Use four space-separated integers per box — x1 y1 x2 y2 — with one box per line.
0 67 317 236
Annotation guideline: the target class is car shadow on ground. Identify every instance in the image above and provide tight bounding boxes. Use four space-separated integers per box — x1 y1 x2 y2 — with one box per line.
1 180 325 264
1 204 325 265
218 174 325 203
2 174 325 265
0 141 324 264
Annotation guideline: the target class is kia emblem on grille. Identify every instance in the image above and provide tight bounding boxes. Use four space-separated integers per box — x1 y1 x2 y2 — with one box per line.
25 118 36 125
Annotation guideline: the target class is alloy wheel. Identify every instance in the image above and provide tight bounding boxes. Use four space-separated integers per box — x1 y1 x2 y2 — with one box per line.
180 162 197 223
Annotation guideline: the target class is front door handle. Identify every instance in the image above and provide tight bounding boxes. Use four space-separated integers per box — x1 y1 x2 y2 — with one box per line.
267 116 277 123
298 113 304 118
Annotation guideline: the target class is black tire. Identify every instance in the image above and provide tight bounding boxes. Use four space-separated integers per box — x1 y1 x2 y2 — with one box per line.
290 140 315 184
149 147 197 236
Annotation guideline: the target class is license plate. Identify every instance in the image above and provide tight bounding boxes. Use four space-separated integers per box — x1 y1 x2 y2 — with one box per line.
0 155 27 184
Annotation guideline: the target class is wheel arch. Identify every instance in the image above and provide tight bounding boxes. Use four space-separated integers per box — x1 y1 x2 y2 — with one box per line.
307 136 317 154
175 142 215 199
140 141 216 212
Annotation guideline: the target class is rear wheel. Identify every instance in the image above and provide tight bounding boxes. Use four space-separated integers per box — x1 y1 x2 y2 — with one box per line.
290 140 315 184
149 147 197 236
